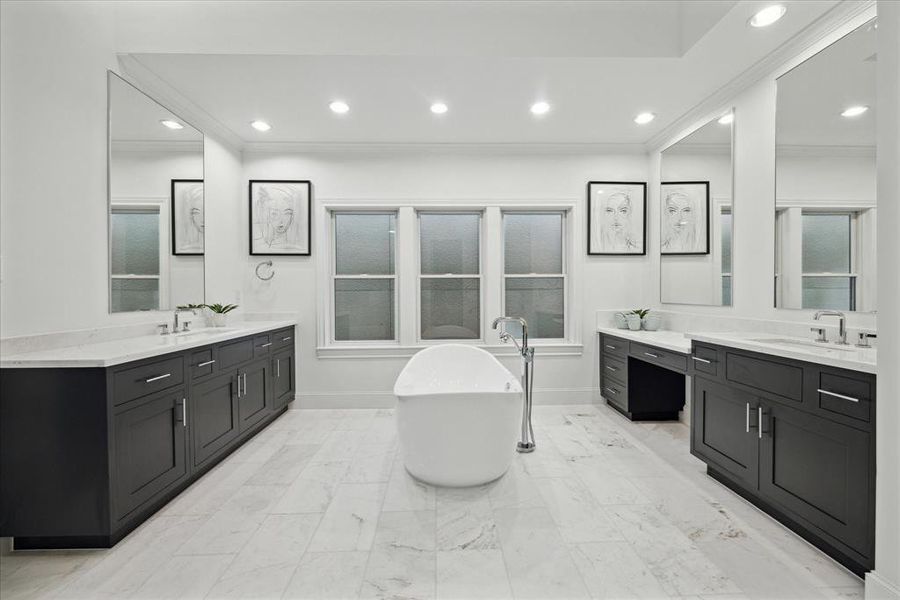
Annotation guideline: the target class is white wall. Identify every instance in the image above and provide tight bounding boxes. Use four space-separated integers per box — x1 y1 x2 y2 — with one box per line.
0 2 118 337
241 151 651 406
871 2 900 597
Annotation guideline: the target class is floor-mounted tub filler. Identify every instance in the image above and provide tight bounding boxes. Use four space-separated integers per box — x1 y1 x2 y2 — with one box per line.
394 344 524 486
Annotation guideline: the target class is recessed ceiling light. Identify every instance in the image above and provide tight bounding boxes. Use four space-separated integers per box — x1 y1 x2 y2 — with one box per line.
841 105 869 118
430 102 449 115
749 5 786 28
250 120 272 131
634 112 655 125
329 101 350 114
718 113 734 125
160 119 184 130
530 101 551 116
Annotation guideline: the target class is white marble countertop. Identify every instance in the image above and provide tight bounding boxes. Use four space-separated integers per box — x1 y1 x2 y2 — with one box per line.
597 327 693 354
0 320 297 369
687 332 876 374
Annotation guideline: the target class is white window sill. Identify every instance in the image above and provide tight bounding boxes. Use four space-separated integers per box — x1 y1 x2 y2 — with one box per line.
316 342 584 359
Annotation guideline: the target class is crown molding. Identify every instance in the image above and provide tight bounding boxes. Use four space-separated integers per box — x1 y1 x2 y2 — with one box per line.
111 140 203 153
645 0 877 153
776 144 875 158
663 142 732 156
116 54 245 153
242 141 648 156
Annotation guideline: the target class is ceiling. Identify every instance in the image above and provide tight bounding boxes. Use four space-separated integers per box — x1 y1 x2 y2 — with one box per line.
115 0 844 147
776 17 876 148
110 73 202 142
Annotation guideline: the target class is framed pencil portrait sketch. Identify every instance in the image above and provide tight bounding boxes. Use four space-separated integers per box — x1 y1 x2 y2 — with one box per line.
660 181 710 255
587 181 646 255
171 179 204 255
249 180 312 256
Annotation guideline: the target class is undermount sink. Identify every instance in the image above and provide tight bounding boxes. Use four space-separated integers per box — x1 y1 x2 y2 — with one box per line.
170 328 239 338
751 338 856 352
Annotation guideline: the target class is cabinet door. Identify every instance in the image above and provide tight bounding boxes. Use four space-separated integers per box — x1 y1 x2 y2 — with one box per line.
191 371 240 467
273 349 295 410
238 359 272 432
691 377 759 488
113 390 187 520
759 402 872 557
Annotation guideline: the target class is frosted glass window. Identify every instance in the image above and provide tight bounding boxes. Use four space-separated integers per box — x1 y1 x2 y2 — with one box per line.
721 211 732 274
419 213 480 274
334 279 395 341
504 213 562 274
418 212 481 340
722 276 733 307
332 211 398 341
802 277 854 311
111 279 159 312
504 278 564 339
111 210 159 275
503 212 566 339
335 213 396 275
420 279 480 340
802 213 851 273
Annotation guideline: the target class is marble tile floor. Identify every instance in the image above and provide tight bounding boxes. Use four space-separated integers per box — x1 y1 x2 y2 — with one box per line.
0 403 864 600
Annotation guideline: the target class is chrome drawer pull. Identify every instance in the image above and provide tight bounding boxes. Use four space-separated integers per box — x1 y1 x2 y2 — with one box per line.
606 366 618 372
817 389 860 403
276 358 280 378
196 360 216 368
692 356 712 364
145 373 171 383
605 344 617 350
282 336 292 342
259 342 273 348
604 387 619 395
182 398 187 427
644 352 659 359
758 408 764 439
746 403 750 433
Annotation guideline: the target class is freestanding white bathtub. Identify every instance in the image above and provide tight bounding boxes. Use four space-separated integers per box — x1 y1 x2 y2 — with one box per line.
394 344 523 487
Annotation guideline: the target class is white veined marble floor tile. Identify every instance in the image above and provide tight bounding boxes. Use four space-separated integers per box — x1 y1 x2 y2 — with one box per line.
0 404 864 600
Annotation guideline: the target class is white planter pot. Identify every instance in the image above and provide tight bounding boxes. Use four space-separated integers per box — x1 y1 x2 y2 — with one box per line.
642 314 661 331
211 313 228 327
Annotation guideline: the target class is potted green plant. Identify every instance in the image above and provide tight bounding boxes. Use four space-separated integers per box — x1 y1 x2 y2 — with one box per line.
634 308 661 331
626 309 645 331
205 303 238 327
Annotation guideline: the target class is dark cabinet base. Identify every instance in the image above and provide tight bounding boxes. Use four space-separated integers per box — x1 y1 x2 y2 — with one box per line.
707 467 867 578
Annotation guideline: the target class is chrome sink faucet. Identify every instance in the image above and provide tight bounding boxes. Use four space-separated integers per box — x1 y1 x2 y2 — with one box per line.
814 310 847 345
174 308 196 333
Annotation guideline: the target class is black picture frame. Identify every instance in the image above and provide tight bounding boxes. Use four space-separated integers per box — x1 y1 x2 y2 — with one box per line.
249 179 312 256
171 179 204 256
586 181 647 255
660 180 710 256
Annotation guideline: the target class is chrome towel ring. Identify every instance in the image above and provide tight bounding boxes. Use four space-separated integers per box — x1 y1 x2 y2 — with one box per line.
255 260 275 281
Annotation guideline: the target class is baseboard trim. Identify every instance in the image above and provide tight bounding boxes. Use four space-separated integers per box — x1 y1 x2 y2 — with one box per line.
866 572 900 600
293 387 597 409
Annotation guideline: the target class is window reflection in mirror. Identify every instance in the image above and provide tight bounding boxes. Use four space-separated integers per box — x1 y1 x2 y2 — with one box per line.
108 72 205 313
774 19 876 312
660 113 734 306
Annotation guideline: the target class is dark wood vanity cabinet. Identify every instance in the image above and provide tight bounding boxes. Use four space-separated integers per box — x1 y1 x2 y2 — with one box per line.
690 341 875 576
0 325 296 549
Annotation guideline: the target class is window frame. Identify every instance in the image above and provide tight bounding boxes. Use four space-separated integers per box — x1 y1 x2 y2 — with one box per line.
315 198 581 358
799 209 858 311
500 210 569 342
109 201 168 312
415 210 485 343
329 209 400 345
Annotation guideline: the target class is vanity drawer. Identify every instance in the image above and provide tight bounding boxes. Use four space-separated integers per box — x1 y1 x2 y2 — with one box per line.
691 344 720 377
113 355 185 406
253 334 273 358
189 348 217 380
217 338 254 370
726 351 803 403
602 355 627 386
273 327 295 350
601 335 629 359
816 371 873 423
631 342 688 373
602 377 627 410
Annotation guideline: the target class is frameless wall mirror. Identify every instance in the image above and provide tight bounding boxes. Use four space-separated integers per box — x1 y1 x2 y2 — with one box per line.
108 72 205 313
659 112 734 306
775 19 876 312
